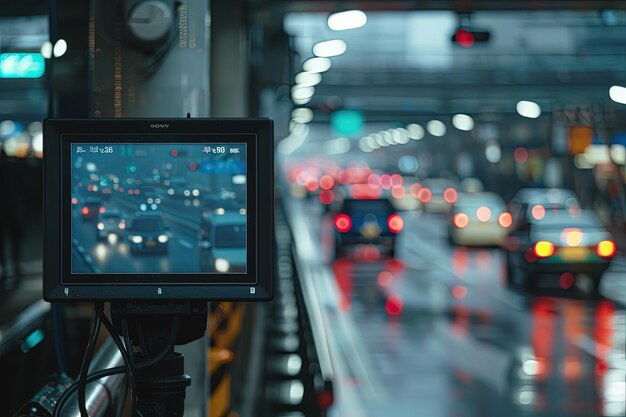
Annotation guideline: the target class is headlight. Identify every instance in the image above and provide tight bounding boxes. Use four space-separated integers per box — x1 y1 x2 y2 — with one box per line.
158 234 169 243
97 222 104 230
215 258 230 272
131 235 143 244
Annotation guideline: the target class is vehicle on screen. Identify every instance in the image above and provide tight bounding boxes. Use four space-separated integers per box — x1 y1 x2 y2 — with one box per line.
96 209 126 240
199 212 246 272
448 192 512 246
504 210 615 293
81 198 104 221
333 197 403 258
202 195 244 216
418 178 459 213
126 213 169 253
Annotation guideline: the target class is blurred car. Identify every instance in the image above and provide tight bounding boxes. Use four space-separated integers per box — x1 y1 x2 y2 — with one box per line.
448 192 512 246
126 213 169 253
199 212 246 272
96 209 126 240
81 198 104 221
333 197 403 257
509 188 580 228
418 178 459 213
504 210 616 292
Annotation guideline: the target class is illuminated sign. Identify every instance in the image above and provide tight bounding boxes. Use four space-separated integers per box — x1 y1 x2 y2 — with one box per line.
0 53 45 78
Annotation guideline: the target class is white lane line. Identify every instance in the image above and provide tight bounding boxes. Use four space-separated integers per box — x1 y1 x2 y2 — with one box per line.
179 239 193 249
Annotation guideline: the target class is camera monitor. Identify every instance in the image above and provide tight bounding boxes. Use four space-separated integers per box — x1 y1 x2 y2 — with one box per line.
44 118 273 301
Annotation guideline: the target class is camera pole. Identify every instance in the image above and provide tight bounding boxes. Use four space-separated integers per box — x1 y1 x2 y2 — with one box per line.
111 302 207 417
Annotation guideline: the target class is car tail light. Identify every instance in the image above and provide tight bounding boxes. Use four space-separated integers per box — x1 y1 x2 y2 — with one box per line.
71 197 78 205
319 190 334 205
443 188 457 203
417 187 432 203
97 222 104 230
319 175 335 190
82 207 89 215
118 221 126 230
534 241 555 258
596 240 616 258
387 214 404 233
453 213 469 229
335 214 352 233
476 206 491 222
99 207 106 214
498 212 512 228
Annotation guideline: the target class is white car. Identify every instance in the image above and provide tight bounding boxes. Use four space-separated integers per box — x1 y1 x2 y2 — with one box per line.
448 192 511 246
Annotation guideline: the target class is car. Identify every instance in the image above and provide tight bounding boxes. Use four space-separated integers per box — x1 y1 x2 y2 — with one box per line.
96 209 126 240
198 212 246 272
508 188 581 228
81 198 104 221
504 210 616 293
333 197 403 258
448 192 512 246
126 213 169 253
202 195 245 216
418 178 459 213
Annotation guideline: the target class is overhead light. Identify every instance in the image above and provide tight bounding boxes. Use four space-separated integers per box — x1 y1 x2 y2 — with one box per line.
328 10 367 31
291 86 315 101
609 86 626 104
516 100 541 118
295 71 322 87
313 39 347 58
359 137 372 152
53 39 67 58
291 108 313 124
407 124 424 140
372 133 387 147
293 96 312 105
380 131 395 145
427 120 446 137
324 137 351 154
452 114 474 131
366 136 380 149
303 57 332 73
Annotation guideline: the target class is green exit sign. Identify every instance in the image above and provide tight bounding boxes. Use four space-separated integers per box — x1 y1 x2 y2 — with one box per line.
331 110 363 136
0 53 45 78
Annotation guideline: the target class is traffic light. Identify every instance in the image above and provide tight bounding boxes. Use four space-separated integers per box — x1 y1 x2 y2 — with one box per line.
170 149 179 157
188 162 197 171
451 28 490 47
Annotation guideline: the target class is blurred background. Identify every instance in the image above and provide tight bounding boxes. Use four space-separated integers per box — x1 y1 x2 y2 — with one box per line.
1 1 626 417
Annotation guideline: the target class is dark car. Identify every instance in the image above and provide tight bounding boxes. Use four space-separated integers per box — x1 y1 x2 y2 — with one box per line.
126 214 169 253
96 209 126 240
505 210 615 293
508 188 580 228
333 197 403 257
81 198 104 221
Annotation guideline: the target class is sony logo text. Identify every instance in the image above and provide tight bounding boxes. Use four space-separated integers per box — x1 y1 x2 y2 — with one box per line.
150 123 170 128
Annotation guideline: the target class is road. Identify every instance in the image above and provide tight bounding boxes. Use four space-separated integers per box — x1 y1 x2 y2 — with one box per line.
71 190 203 273
287 197 626 417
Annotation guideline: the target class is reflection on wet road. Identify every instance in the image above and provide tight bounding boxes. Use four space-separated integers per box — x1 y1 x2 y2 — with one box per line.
289 199 626 417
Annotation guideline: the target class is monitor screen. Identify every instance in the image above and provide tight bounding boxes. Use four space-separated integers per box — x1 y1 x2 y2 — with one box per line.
70 142 247 274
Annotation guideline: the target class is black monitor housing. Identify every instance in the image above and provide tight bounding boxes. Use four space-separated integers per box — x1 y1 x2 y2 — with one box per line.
44 118 273 301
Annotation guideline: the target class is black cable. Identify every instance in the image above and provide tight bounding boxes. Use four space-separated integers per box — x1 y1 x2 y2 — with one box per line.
78 302 104 417
51 303 68 374
122 319 137 417
53 313 179 417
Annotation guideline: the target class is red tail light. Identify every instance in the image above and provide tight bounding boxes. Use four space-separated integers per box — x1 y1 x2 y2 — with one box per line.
71 197 78 205
81 207 89 215
319 190 334 205
453 213 469 229
319 175 335 190
534 241 555 258
443 188 457 203
596 240 616 258
498 212 512 228
99 207 106 214
335 214 352 233
118 221 126 230
387 214 404 233
417 187 432 203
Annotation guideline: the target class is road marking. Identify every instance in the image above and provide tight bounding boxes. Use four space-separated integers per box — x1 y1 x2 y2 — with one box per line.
179 239 193 249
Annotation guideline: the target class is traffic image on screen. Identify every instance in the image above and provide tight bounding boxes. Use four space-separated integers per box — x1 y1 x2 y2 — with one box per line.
71 142 247 274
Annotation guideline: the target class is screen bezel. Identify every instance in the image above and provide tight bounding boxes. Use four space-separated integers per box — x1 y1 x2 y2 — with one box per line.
63 135 255 283
44 118 273 301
